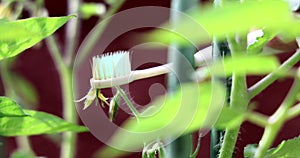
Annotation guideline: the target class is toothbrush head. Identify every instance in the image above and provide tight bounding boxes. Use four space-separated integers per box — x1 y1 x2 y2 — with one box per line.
92 51 131 80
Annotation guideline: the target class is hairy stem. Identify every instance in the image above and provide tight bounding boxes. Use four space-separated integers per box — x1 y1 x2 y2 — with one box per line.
219 75 248 158
115 86 140 120
219 37 248 158
46 36 77 158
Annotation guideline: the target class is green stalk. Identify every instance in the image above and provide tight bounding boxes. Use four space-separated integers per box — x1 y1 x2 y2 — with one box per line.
65 0 81 66
248 50 300 99
47 2 127 157
254 78 300 158
190 133 202 158
62 0 82 155
60 66 76 158
245 112 268 127
287 103 300 119
219 74 248 158
46 36 77 158
219 37 249 158
115 86 140 120
166 0 198 157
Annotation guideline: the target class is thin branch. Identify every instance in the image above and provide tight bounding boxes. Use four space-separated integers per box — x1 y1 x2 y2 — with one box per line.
115 86 140 120
45 36 65 70
245 112 268 127
254 78 300 158
287 103 300 119
248 49 300 99
190 132 202 158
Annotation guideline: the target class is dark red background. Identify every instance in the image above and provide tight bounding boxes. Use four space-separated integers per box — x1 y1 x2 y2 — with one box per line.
4 0 300 158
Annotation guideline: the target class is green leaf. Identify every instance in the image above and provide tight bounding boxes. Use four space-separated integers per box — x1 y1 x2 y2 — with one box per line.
266 136 300 158
147 0 295 46
0 15 74 60
210 54 280 77
0 96 27 117
213 106 244 129
244 136 300 158
99 81 226 155
10 73 38 108
244 144 258 158
0 110 88 136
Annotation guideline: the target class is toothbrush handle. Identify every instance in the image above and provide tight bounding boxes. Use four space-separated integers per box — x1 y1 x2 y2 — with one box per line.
132 63 173 81
90 63 172 89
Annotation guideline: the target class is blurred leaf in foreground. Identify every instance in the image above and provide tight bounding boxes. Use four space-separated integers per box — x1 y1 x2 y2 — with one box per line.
213 106 244 129
209 54 280 77
97 81 246 158
98 81 247 158
147 0 298 46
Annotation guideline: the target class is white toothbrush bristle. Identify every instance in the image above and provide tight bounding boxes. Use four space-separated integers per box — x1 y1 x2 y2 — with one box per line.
92 51 131 80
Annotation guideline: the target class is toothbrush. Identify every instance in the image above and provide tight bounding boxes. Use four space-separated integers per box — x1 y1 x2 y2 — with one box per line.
90 47 212 89
91 51 173 89
79 48 212 110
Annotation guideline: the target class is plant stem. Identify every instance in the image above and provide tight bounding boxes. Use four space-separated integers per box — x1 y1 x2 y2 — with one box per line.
219 75 248 158
114 86 140 120
46 36 65 69
248 49 300 99
254 78 300 158
46 36 77 158
190 133 202 158
61 2 82 156
219 37 249 158
65 0 81 66
47 2 127 157
60 66 77 158
245 112 268 127
287 103 300 119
